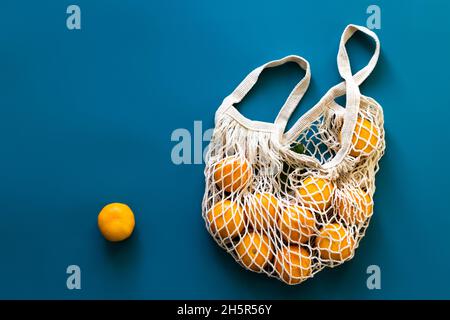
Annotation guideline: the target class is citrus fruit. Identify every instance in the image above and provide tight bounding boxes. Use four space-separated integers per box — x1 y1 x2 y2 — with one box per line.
297 176 334 211
235 231 274 272
274 245 312 285
278 205 315 244
315 223 354 262
213 157 252 193
206 199 245 241
337 188 373 224
349 116 379 157
245 193 279 230
98 203 135 242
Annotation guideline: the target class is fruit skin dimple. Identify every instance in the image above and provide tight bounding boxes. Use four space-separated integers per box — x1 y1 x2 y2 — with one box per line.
350 116 379 157
278 205 315 244
245 193 279 231
274 245 312 285
297 177 334 211
207 200 245 241
315 223 355 262
213 157 252 193
235 232 274 272
98 203 135 242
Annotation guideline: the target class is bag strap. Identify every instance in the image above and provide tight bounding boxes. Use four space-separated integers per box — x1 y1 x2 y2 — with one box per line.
218 55 311 132
325 24 380 169
338 24 380 88
282 25 380 169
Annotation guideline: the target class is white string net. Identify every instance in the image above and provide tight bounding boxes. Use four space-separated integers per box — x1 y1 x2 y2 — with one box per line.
202 95 385 285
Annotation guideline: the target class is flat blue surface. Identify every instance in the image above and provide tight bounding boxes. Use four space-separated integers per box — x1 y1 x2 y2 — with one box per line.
0 0 449 299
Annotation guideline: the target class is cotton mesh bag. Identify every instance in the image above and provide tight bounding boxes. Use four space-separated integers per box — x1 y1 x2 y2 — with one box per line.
202 25 384 285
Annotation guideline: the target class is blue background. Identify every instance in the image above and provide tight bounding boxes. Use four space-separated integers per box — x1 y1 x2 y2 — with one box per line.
0 0 449 299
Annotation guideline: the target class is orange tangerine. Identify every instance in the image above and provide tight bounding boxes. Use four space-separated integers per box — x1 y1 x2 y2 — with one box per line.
206 199 245 241
235 232 274 272
336 188 373 224
315 223 355 262
274 245 312 285
297 177 334 211
98 203 135 242
245 193 279 230
213 157 252 193
349 116 379 157
278 205 315 244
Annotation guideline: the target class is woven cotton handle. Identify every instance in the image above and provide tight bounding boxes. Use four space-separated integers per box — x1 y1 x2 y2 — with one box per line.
282 25 380 169
323 24 380 169
218 55 311 132
338 25 380 87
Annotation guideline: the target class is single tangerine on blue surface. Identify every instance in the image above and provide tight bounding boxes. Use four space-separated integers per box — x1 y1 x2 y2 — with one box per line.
98 203 135 242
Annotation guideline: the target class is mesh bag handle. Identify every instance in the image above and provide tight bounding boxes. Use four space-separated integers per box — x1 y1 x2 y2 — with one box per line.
283 24 380 169
217 55 311 132
337 24 380 87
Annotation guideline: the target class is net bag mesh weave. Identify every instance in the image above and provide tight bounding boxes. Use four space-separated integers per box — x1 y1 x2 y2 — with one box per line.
202 25 384 285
